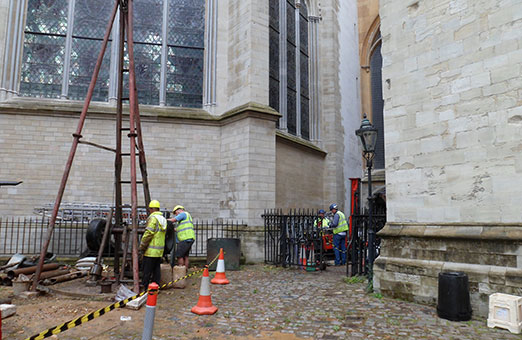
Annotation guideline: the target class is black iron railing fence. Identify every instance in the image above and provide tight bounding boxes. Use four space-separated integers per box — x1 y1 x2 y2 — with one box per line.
0 216 244 257
0 217 85 257
262 209 386 276
190 220 244 257
263 209 324 268
349 213 386 276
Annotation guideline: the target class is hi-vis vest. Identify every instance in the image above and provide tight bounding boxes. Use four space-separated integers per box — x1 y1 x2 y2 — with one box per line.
333 211 349 234
144 212 167 257
177 212 195 242
313 218 329 228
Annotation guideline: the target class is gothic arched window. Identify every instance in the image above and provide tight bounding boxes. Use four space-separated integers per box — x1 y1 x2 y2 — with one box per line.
19 0 205 108
370 31 384 169
269 0 310 140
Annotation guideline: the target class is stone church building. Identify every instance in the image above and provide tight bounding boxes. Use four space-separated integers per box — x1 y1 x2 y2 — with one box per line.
0 0 362 260
1 0 521 316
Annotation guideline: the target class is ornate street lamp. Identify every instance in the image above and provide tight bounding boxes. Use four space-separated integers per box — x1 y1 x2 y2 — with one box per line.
356 115 378 158
355 114 378 282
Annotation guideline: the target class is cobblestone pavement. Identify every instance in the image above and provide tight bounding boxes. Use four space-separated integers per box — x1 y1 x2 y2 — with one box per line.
3 264 520 339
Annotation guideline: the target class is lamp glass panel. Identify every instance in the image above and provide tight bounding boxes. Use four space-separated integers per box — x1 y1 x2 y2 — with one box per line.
362 130 378 153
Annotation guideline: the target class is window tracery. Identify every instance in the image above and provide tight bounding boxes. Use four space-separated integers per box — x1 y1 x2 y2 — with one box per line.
19 0 205 108
269 0 312 140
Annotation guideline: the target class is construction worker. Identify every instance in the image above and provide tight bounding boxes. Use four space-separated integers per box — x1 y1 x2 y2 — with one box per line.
168 205 195 268
329 203 348 266
139 200 167 291
313 209 329 228
312 209 329 266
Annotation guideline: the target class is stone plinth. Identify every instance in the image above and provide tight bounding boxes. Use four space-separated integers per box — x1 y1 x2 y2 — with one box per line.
375 224 522 317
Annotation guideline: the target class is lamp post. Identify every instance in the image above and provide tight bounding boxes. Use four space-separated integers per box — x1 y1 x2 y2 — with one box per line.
355 114 378 282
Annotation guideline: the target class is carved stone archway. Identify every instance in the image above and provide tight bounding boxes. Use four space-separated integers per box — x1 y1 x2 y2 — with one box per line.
359 15 381 122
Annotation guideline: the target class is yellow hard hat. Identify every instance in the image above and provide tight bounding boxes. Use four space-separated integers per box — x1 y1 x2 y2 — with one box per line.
149 200 160 209
172 205 184 213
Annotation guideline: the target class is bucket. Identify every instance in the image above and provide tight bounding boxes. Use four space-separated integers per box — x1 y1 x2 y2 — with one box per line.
100 281 112 294
12 280 30 295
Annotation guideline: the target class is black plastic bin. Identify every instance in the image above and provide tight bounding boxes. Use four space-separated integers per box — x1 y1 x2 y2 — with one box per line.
437 271 472 321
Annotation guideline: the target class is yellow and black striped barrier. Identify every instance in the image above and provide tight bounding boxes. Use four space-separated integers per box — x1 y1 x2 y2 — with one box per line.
25 254 220 340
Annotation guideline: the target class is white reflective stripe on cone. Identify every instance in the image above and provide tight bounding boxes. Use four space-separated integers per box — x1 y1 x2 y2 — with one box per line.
216 259 225 273
200 276 211 296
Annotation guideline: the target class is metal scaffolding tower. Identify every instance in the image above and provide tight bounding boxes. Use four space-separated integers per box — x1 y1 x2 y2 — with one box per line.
31 0 151 294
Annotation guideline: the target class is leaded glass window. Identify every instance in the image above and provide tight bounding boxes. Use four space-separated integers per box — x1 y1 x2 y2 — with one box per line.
286 0 297 135
299 5 309 139
70 0 112 101
20 0 68 98
269 0 310 140
132 0 163 105
20 0 204 108
370 32 385 170
268 0 279 115
166 0 205 107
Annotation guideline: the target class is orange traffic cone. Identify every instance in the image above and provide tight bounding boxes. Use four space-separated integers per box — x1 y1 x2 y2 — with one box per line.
300 244 306 270
191 267 218 315
211 248 230 285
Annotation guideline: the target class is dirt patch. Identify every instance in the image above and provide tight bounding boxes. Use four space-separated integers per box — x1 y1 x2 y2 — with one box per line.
1 266 315 340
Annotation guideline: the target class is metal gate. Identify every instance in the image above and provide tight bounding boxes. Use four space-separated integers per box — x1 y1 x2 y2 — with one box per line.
348 213 386 276
263 209 325 268
263 208 386 275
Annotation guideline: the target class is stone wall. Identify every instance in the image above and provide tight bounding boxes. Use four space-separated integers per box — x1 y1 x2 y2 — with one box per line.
214 0 269 116
319 0 351 211
220 106 278 226
376 0 522 316
275 133 326 209
0 99 278 224
375 225 522 317
381 0 522 223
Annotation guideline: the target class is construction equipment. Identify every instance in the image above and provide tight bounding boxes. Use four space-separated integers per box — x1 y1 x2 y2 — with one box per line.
88 209 113 282
32 0 152 294
34 202 149 223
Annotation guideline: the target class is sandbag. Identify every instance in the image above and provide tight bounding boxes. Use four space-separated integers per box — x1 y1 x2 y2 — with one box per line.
172 265 187 289
159 264 173 289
